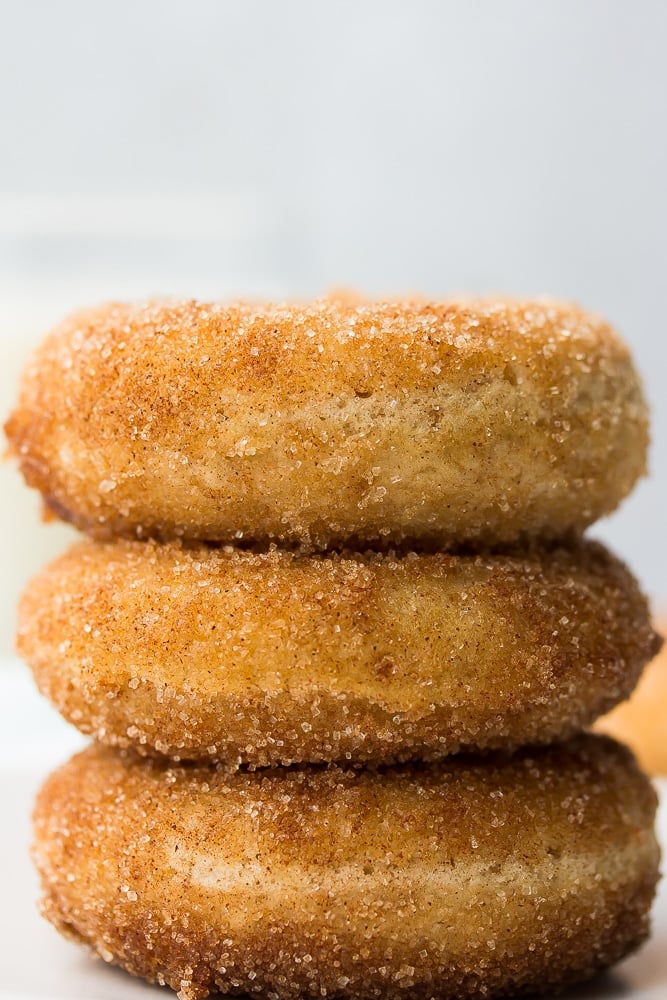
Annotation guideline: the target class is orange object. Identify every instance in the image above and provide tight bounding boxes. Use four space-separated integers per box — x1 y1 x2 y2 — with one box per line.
596 619 667 775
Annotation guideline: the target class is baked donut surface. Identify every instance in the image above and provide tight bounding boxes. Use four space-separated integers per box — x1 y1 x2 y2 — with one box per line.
33 736 659 1000
18 538 660 765
5 297 647 548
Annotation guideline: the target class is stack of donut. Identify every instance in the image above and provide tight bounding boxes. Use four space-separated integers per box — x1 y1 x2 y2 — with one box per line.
6 298 662 1000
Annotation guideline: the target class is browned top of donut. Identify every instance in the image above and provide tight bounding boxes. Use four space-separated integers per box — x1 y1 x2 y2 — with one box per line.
9 296 638 400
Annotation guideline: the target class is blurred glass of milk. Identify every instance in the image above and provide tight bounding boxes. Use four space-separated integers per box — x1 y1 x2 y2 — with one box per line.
0 192 309 657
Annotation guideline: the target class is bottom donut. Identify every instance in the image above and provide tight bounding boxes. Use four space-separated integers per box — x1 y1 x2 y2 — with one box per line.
33 736 659 1000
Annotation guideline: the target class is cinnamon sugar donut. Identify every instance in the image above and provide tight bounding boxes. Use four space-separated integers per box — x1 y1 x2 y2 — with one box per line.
18 537 660 765
5 297 647 548
33 736 659 1000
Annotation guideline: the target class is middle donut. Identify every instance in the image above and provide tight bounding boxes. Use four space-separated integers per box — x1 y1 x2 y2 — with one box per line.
19 538 660 766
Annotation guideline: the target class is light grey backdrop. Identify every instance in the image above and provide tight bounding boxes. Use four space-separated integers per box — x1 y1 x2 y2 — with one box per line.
1 0 665 653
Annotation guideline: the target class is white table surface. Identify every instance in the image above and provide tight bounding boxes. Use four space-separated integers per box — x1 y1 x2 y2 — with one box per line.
1 657 665 1000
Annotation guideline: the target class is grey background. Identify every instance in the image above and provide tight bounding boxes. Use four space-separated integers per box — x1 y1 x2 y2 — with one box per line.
0 0 665 653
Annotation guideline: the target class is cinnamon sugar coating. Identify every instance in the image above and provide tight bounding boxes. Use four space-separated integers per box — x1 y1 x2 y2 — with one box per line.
18 537 660 765
5 297 648 548
33 737 659 1000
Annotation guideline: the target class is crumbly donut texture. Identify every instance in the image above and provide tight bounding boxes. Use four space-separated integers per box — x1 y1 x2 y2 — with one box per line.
33 737 659 1000
5 297 648 548
18 538 660 765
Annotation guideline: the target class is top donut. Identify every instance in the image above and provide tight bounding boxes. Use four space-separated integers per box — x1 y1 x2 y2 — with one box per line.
5 297 647 548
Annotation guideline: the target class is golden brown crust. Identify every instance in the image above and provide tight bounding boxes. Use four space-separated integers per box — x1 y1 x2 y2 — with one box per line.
18 537 660 765
5 297 647 548
596 618 667 774
33 736 660 1000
